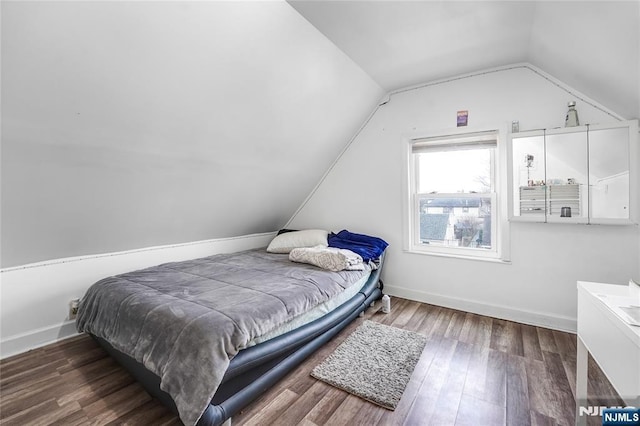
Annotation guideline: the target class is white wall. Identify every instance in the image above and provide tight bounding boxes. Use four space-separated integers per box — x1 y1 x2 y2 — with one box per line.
0 232 276 358
1 1 384 267
289 65 639 331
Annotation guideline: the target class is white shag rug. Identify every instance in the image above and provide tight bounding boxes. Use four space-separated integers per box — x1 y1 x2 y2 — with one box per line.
310 320 427 410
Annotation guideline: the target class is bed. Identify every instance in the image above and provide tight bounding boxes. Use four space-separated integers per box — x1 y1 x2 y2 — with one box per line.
77 231 387 426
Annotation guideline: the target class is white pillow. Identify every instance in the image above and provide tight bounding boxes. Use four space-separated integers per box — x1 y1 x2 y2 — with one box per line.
266 229 329 254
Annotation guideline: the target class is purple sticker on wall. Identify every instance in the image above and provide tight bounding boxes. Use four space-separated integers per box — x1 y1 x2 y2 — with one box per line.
457 110 468 127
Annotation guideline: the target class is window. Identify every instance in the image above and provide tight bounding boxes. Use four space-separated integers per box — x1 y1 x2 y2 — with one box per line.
403 130 508 261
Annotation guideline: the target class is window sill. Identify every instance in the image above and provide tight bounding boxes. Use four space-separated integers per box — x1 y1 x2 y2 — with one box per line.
403 248 511 264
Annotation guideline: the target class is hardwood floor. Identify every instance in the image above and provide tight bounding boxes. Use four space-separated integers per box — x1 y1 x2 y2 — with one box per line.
0 298 623 425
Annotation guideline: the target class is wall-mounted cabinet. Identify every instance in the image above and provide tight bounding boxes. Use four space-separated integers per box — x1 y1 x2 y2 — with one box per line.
509 120 638 225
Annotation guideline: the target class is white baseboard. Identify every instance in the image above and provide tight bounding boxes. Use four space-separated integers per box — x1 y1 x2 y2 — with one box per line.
1 321 80 359
384 284 577 333
0 232 277 359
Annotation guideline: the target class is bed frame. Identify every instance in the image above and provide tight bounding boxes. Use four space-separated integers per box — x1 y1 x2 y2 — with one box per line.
92 256 384 426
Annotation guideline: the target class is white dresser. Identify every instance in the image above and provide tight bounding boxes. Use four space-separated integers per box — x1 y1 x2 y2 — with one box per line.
576 281 640 425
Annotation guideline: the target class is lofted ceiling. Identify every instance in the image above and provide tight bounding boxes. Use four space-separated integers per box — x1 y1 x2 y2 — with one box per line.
0 1 384 267
2 0 637 267
289 0 640 120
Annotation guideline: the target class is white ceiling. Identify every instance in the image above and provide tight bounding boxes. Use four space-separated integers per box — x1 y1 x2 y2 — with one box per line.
1 1 384 267
289 0 640 120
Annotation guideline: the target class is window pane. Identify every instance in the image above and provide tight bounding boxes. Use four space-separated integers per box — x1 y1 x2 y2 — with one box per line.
417 148 492 194
419 196 492 249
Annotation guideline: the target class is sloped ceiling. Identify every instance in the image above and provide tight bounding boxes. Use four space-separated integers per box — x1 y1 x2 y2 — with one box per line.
289 0 640 120
2 1 637 268
1 1 384 267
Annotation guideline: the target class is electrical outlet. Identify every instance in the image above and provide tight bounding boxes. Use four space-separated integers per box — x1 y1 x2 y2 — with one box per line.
69 298 80 320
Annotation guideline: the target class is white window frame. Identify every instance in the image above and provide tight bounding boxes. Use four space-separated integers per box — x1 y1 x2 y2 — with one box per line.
402 126 511 262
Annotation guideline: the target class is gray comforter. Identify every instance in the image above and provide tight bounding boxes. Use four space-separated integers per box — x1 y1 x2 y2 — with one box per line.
76 248 371 425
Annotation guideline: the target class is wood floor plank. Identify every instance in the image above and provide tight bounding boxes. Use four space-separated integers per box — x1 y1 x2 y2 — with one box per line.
2 399 82 426
82 382 151 424
490 318 509 352
0 358 68 392
0 398 60 425
0 375 74 419
0 348 45 369
543 351 575 426
60 369 136 407
0 296 624 426
57 357 121 386
297 418 319 426
552 331 577 363
508 321 525 357
530 410 556 426
403 303 431 332
323 394 366 426
349 400 385 426
444 309 467 341
55 346 112 373
0 371 62 408
458 312 484 346
490 319 524 356
455 394 506 426
483 347 507 406
536 327 559 354
0 372 64 406
473 315 494 348
239 389 299 426
413 304 444 337
403 337 458 425
0 351 61 381
428 340 474 425
429 307 456 338
506 354 531 426
42 334 91 354
299 386 348 425
152 412 183 426
378 298 411 326
273 381 335 426
457 312 475 343
103 399 172 426
521 323 544 361
49 409 91 426
390 300 421 328
462 343 491 401
562 357 577 400
524 357 555 419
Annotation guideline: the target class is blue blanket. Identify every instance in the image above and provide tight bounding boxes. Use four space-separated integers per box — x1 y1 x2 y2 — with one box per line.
328 230 388 262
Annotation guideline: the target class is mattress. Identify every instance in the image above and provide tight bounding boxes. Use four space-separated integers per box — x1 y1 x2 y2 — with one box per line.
243 271 371 348
77 248 374 425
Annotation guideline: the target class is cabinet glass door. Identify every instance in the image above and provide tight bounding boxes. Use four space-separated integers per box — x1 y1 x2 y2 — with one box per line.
545 130 588 223
512 133 545 220
589 126 630 221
